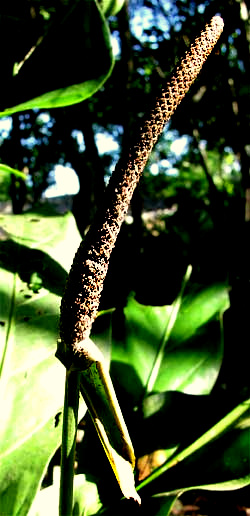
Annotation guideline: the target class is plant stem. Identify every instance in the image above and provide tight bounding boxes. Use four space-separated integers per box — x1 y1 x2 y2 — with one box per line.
59 369 80 516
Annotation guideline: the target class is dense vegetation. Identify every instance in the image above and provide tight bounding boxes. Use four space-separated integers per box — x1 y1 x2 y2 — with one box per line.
0 1 249 515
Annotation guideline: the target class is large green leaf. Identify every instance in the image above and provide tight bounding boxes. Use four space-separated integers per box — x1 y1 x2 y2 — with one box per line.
0 208 83 516
0 0 113 116
0 415 63 516
111 284 229 405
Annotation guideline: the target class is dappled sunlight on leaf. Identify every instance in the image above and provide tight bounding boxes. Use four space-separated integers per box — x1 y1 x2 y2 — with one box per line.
0 209 83 516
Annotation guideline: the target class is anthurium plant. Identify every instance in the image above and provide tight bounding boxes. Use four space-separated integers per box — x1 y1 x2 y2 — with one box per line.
0 3 249 515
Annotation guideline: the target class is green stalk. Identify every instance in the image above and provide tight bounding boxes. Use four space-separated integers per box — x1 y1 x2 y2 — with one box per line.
59 369 80 516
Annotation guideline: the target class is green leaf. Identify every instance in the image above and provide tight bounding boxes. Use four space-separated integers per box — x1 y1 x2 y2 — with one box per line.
0 0 113 116
0 208 84 516
1 416 63 516
100 0 125 17
138 398 250 495
144 494 179 516
111 284 229 404
140 391 213 453
145 265 192 393
0 206 81 275
0 163 26 180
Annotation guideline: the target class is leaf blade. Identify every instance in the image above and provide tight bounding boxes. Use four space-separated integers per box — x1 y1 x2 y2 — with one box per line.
138 398 250 494
111 283 229 404
0 0 113 116
0 209 84 515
